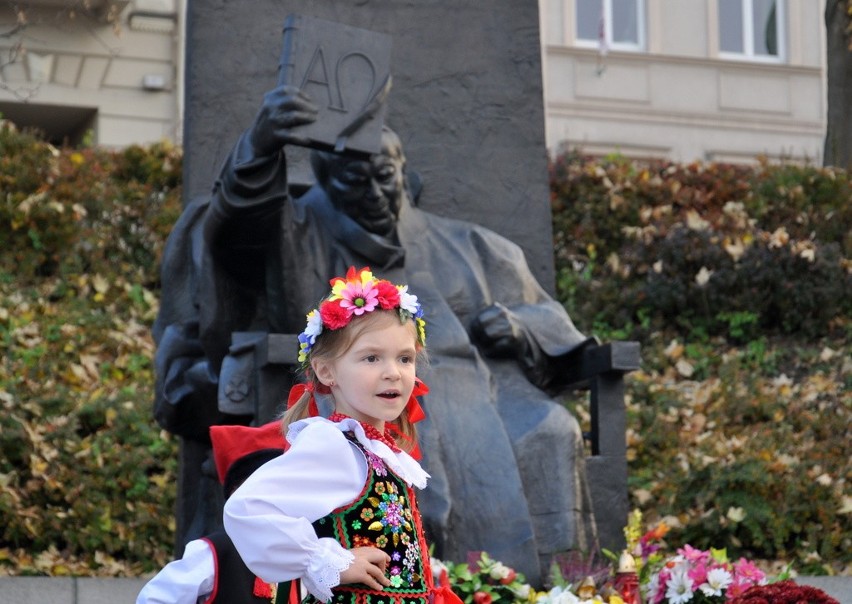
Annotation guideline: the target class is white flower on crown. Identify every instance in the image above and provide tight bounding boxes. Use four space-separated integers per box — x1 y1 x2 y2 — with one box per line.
303 309 323 344
397 285 421 316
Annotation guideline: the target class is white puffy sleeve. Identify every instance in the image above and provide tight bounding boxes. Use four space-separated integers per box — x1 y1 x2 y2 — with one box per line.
223 420 367 602
135 538 215 604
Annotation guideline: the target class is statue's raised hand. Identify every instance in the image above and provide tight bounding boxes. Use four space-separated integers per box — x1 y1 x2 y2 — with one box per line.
248 85 318 157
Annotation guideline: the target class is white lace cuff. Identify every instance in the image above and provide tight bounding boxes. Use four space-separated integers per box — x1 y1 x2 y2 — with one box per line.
302 538 355 603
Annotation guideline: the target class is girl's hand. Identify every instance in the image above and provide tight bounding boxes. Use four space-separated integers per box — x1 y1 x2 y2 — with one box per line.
340 547 392 590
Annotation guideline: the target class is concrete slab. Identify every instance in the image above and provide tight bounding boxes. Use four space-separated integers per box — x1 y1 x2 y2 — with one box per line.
77 577 148 604
0 576 75 603
796 576 852 603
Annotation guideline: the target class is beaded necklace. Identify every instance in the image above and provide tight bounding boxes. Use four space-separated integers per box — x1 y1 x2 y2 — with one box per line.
328 412 401 453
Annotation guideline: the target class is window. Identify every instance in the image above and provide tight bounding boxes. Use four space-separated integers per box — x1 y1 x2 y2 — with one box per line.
576 0 645 52
719 0 785 61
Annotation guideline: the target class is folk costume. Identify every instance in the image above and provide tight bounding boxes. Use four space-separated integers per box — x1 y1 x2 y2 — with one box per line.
224 416 445 604
137 422 290 604
224 269 459 604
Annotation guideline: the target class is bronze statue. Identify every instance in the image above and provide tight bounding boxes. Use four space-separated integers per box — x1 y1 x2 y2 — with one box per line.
153 85 598 584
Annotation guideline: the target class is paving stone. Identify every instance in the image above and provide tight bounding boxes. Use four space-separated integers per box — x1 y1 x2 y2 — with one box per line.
0 577 75 604
77 577 148 604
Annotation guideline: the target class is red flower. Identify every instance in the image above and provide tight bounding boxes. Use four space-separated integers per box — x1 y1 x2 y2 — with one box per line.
375 280 401 309
729 580 839 604
320 299 351 329
499 569 517 585
473 592 492 604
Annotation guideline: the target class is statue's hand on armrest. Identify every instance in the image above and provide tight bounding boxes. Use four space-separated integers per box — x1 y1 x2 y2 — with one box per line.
471 302 533 360
248 85 319 157
472 302 569 390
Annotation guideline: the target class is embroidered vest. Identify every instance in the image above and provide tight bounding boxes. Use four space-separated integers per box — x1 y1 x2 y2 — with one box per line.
302 433 431 604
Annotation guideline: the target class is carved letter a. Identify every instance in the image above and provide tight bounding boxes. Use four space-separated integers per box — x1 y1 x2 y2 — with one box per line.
301 46 344 112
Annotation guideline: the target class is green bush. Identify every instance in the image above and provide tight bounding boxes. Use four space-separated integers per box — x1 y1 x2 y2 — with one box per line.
0 121 182 575
550 153 852 341
551 151 851 574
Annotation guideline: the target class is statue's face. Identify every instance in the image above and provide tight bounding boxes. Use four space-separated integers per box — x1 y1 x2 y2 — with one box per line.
324 142 406 238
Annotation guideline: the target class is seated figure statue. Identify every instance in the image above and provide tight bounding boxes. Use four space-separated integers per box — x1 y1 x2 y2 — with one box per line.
153 85 598 584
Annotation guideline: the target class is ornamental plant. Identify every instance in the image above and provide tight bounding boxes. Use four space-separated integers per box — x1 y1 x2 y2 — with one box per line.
643 545 767 604
435 552 535 604
619 511 771 604
433 551 629 604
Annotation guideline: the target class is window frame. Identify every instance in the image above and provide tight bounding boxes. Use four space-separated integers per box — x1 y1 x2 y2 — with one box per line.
718 0 787 63
574 0 646 53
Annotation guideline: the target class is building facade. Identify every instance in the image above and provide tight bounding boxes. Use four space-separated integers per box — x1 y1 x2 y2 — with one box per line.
0 0 828 165
0 0 182 147
540 0 826 163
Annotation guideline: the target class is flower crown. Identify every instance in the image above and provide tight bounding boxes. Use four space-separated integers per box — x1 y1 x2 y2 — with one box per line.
297 266 426 366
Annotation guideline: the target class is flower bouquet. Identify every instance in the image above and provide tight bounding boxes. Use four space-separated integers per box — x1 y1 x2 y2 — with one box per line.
644 545 767 604
434 552 535 604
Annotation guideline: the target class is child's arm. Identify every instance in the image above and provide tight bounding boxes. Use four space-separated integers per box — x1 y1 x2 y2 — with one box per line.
135 539 215 604
224 420 371 601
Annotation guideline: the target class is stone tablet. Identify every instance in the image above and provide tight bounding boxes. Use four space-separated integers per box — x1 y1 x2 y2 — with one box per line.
278 14 392 157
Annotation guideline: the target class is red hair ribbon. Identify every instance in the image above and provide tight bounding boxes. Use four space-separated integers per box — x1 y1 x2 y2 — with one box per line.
286 382 328 417
388 377 429 459
406 378 428 423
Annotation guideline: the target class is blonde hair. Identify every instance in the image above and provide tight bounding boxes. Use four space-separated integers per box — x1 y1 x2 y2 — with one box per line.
281 310 424 453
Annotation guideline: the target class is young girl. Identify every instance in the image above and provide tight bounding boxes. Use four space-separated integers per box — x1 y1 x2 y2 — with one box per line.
223 266 458 604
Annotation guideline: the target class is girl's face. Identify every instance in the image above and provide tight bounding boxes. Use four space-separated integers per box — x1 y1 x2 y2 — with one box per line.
313 318 417 431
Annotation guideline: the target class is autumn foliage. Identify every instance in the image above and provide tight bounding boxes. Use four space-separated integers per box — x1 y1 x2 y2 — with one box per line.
550 151 851 575
0 121 182 575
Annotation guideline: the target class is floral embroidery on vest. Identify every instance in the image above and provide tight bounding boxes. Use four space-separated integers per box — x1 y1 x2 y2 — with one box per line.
307 433 429 604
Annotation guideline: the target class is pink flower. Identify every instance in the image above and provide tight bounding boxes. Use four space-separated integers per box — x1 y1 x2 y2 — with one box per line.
339 280 379 315
678 544 711 565
731 558 766 586
687 560 709 588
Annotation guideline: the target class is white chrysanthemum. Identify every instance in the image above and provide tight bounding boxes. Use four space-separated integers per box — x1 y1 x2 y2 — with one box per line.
303 309 322 343
665 568 695 604
538 585 580 604
699 567 733 597
397 285 420 315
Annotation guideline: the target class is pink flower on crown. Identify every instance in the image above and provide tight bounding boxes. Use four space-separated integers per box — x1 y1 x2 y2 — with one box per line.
340 280 379 315
330 267 379 316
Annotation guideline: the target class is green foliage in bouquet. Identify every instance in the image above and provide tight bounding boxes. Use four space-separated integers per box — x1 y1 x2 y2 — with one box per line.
0 121 182 575
437 552 535 604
